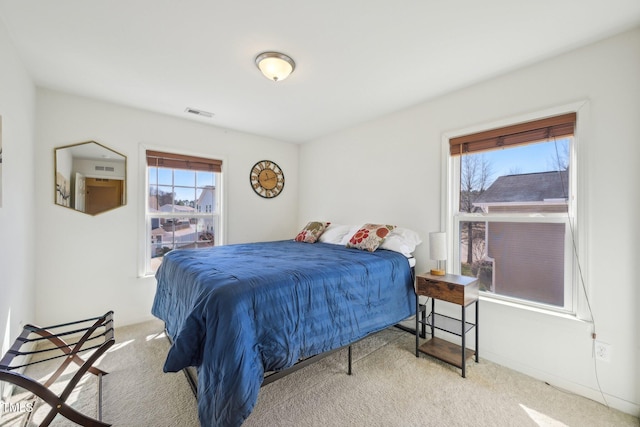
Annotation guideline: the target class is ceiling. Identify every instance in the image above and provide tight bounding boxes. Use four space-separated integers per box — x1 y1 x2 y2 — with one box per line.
1 1 639 144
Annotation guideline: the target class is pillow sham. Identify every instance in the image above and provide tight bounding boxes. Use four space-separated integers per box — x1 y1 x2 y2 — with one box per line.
317 224 354 244
379 227 422 256
294 221 331 243
346 223 396 252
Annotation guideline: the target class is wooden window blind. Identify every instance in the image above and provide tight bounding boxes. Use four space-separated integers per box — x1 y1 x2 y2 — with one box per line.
146 150 222 172
449 112 576 156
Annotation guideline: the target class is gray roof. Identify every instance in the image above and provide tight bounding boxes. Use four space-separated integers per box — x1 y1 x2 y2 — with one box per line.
474 171 568 204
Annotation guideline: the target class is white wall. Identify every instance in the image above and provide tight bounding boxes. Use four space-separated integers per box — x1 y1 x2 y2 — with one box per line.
34 89 299 327
300 28 640 415
0 18 37 397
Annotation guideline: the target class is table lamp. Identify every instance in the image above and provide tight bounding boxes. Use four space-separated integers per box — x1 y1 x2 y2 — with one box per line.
429 231 447 276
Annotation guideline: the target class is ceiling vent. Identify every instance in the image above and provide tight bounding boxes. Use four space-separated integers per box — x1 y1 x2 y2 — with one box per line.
185 107 214 118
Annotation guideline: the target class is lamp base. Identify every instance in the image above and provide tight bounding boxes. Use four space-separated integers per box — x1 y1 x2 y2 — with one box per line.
430 268 446 276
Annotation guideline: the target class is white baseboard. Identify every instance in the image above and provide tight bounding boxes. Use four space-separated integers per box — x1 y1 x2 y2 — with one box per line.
482 350 640 417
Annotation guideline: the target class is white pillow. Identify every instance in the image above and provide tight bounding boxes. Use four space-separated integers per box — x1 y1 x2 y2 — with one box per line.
318 224 355 244
379 227 422 256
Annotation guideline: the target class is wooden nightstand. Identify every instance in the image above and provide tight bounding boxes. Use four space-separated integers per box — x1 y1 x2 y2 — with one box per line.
414 272 479 377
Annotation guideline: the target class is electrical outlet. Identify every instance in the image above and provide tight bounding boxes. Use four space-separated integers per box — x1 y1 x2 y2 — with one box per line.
594 341 611 362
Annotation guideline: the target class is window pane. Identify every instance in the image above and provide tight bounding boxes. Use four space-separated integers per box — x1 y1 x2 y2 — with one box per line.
148 185 159 211
156 186 175 210
174 169 195 187
157 167 173 186
460 220 565 307
194 217 216 248
174 187 197 210
459 139 570 215
196 171 215 187
149 216 217 271
196 187 216 213
149 167 158 186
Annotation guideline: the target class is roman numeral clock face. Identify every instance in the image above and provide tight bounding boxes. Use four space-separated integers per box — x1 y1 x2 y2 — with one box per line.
250 160 285 198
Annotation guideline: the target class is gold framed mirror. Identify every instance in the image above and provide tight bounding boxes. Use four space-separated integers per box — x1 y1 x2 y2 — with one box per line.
54 141 126 215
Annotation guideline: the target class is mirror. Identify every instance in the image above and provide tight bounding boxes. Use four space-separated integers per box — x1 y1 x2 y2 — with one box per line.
55 141 126 215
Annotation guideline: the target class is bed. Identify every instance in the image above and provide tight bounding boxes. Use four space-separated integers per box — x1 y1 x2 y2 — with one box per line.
151 223 419 427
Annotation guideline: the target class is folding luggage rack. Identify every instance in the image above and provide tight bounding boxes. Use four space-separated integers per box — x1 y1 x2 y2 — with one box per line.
0 311 115 427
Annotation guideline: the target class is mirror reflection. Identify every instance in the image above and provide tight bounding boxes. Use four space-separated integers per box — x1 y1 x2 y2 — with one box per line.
55 141 126 215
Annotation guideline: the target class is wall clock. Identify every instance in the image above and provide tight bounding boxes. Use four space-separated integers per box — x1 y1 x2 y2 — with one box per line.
250 160 285 198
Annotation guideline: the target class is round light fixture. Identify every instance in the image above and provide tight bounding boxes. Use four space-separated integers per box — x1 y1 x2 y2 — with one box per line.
255 51 295 82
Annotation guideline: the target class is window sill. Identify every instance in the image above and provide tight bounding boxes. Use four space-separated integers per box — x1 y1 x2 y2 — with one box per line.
479 293 591 324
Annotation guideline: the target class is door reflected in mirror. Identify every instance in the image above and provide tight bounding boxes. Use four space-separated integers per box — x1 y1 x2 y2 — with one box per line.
55 141 126 215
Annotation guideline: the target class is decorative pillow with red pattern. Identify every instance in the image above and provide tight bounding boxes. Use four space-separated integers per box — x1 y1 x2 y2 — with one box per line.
294 221 331 243
346 223 396 252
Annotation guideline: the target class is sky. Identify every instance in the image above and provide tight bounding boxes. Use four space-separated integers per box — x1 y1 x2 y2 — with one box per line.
474 138 570 186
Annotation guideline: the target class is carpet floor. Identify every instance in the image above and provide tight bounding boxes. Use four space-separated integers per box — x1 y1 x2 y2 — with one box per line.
1 318 637 426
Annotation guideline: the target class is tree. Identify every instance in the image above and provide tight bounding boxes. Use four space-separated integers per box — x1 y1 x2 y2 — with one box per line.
547 138 570 171
149 187 174 209
460 154 493 265
508 166 523 175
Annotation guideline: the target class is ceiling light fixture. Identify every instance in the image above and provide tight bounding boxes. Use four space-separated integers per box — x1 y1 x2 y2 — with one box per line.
255 51 295 82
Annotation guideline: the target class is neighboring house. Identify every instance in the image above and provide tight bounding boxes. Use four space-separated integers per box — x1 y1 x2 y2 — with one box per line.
196 185 216 214
159 203 196 214
473 170 568 214
472 171 568 306
196 186 216 235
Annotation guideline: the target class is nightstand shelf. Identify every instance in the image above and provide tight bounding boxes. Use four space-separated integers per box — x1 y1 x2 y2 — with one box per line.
417 337 475 369
414 273 479 377
424 312 476 337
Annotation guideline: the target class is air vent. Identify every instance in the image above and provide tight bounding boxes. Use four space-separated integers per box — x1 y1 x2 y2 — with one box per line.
95 166 115 172
185 107 214 118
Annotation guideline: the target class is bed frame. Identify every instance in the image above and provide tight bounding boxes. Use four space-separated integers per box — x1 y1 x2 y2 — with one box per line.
170 333 358 398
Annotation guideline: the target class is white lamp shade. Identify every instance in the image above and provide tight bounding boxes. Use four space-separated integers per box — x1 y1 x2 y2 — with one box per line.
255 52 295 82
429 232 447 261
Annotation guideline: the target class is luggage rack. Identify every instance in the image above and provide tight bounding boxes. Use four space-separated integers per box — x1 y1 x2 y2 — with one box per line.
0 311 115 426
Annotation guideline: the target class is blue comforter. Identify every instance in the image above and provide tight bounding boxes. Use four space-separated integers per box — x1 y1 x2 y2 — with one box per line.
151 240 415 426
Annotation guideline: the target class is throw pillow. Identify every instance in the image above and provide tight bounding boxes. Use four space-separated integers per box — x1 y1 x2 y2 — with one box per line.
346 223 396 252
294 221 331 243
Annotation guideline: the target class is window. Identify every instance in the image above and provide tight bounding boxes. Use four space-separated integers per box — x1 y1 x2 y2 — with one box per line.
448 113 577 312
144 150 222 275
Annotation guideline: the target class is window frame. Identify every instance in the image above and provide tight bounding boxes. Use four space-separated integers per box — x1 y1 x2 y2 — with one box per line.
139 146 226 277
441 103 589 317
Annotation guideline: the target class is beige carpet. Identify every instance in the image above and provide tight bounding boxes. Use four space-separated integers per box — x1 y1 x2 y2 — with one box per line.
2 319 637 427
